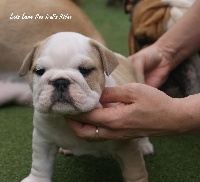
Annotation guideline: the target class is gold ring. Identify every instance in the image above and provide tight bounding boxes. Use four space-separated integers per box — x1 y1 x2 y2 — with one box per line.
95 125 99 141
94 125 106 142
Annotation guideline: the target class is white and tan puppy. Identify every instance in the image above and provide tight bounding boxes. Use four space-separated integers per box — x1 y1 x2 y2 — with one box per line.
20 32 153 182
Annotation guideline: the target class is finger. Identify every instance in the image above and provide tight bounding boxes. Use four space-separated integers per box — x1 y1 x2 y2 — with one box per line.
68 119 96 139
128 54 144 76
100 84 137 104
145 69 168 88
145 76 163 88
68 119 120 141
66 104 126 127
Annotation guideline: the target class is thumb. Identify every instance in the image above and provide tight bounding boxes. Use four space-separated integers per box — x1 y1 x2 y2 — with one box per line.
66 104 126 127
128 54 144 77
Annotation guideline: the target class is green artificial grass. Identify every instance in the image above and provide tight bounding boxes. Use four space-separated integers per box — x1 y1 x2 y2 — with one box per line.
1 106 200 182
81 0 130 56
1 0 200 182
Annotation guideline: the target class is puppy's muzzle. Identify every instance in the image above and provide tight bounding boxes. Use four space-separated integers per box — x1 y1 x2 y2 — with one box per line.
48 78 74 105
49 79 71 92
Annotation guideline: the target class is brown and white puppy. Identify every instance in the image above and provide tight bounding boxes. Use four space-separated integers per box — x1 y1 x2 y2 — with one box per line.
127 0 199 97
20 32 153 182
0 0 105 106
0 0 104 73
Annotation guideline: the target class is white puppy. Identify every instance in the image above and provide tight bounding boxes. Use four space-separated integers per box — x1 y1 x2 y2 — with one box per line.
0 73 32 106
20 32 153 182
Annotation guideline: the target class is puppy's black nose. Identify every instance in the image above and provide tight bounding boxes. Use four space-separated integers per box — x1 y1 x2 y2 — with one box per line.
51 79 70 92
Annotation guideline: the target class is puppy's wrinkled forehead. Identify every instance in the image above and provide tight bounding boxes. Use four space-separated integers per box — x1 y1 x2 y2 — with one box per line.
40 32 90 68
19 32 118 78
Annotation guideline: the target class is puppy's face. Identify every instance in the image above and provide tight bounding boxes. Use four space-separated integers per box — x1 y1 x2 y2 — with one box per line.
19 32 118 115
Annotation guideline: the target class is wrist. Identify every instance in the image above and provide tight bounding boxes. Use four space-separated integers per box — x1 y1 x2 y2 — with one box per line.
173 95 200 134
154 1 200 71
154 39 182 71
161 97 185 134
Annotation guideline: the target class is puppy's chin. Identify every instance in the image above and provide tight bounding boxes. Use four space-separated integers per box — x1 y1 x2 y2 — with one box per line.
49 102 82 115
35 100 99 115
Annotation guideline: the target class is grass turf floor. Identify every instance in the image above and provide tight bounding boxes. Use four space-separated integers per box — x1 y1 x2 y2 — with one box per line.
1 0 200 182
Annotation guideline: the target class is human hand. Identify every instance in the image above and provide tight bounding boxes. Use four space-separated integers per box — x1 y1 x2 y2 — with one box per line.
128 44 174 88
66 83 181 141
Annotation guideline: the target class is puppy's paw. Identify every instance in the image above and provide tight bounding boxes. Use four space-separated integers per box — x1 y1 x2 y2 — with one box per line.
59 148 73 156
138 137 154 156
21 175 51 182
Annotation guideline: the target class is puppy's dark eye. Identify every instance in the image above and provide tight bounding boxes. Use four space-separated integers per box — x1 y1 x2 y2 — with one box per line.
34 68 45 76
78 67 95 76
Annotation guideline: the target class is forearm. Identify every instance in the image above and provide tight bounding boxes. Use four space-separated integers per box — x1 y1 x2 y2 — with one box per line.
174 94 200 134
156 1 200 70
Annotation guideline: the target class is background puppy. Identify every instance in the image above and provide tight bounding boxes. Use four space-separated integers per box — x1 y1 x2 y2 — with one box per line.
126 0 200 97
0 72 32 106
0 0 104 73
0 0 104 106
20 32 153 182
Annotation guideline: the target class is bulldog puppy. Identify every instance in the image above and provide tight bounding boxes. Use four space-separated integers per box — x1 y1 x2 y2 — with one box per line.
20 32 153 182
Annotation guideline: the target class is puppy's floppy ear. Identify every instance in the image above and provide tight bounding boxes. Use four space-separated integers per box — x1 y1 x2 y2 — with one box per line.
19 44 38 77
91 40 119 76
